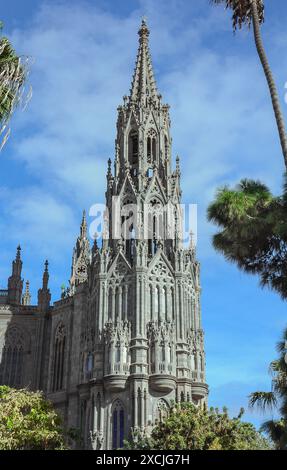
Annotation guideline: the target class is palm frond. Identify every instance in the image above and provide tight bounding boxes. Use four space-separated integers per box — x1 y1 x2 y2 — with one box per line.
249 391 277 411
210 0 264 31
259 419 287 450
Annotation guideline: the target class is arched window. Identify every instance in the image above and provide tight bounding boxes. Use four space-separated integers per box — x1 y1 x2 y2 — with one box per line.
115 341 121 363
115 287 120 320
155 399 169 424
160 341 165 362
85 352 93 380
126 224 135 262
0 327 26 388
108 287 113 320
128 130 138 167
171 287 175 320
147 129 157 163
52 322 66 392
154 286 159 318
112 400 125 449
162 287 167 320
96 393 101 430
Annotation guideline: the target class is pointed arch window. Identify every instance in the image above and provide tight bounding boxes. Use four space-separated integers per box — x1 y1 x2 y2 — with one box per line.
154 286 159 318
115 340 121 363
128 130 138 166
155 399 169 424
112 400 125 449
108 287 113 320
126 224 135 263
52 322 66 392
85 352 93 380
0 327 26 388
96 393 101 430
147 128 157 163
162 287 167 320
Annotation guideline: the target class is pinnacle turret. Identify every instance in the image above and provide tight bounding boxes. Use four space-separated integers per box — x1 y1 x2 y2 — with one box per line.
22 280 31 306
38 260 51 310
70 211 91 293
80 210 88 239
8 245 23 305
43 260 49 290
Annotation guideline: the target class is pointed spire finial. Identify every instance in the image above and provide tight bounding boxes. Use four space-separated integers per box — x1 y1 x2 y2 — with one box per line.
129 17 158 105
107 158 112 180
80 210 87 238
38 259 51 309
176 155 180 173
139 16 149 42
43 259 49 289
16 245 21 260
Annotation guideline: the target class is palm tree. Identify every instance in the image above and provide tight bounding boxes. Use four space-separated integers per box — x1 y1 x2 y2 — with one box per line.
207 175 287 300
0 21 28 149
249 327 287 450
210 0 287 169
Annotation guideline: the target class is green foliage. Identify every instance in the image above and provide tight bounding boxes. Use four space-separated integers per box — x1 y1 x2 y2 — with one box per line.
210 0 264 30
249 327 287 450
0 386 68 450
207 175 287 299
0 21 29 149
125 403 271 450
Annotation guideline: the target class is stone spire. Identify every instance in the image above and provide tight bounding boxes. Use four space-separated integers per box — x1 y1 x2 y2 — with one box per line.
38 260 51 311
43 260 49 290
80 210 87 239
129 18 159 106
70 210 91 293
8 245 23 305
22 280 31 306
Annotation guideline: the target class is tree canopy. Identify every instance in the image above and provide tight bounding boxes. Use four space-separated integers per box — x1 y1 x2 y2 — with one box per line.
0 386 67 450
207 176 287 299
125 403 271 450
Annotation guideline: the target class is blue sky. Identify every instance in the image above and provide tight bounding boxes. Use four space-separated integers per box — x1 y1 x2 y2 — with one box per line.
0 0 287 428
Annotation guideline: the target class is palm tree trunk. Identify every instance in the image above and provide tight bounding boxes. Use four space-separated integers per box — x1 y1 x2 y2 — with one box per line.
251 0 287 169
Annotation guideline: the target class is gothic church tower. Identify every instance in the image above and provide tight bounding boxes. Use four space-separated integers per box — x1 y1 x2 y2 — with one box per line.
80 19 208 450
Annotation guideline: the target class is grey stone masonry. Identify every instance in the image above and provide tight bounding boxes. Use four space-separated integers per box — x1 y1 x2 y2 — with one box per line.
0 19 208 450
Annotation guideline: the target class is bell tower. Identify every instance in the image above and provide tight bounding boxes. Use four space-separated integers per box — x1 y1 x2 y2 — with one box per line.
82 19 208 450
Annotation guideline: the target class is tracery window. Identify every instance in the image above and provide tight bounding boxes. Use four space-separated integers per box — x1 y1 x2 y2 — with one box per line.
52 322 66 392
147 128 157 162
112 400 125 449
155 399 169 424
0 326 25 388
128 130 138 166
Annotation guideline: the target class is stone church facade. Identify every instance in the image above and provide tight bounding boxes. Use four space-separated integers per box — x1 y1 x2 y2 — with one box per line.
0 20 208 449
